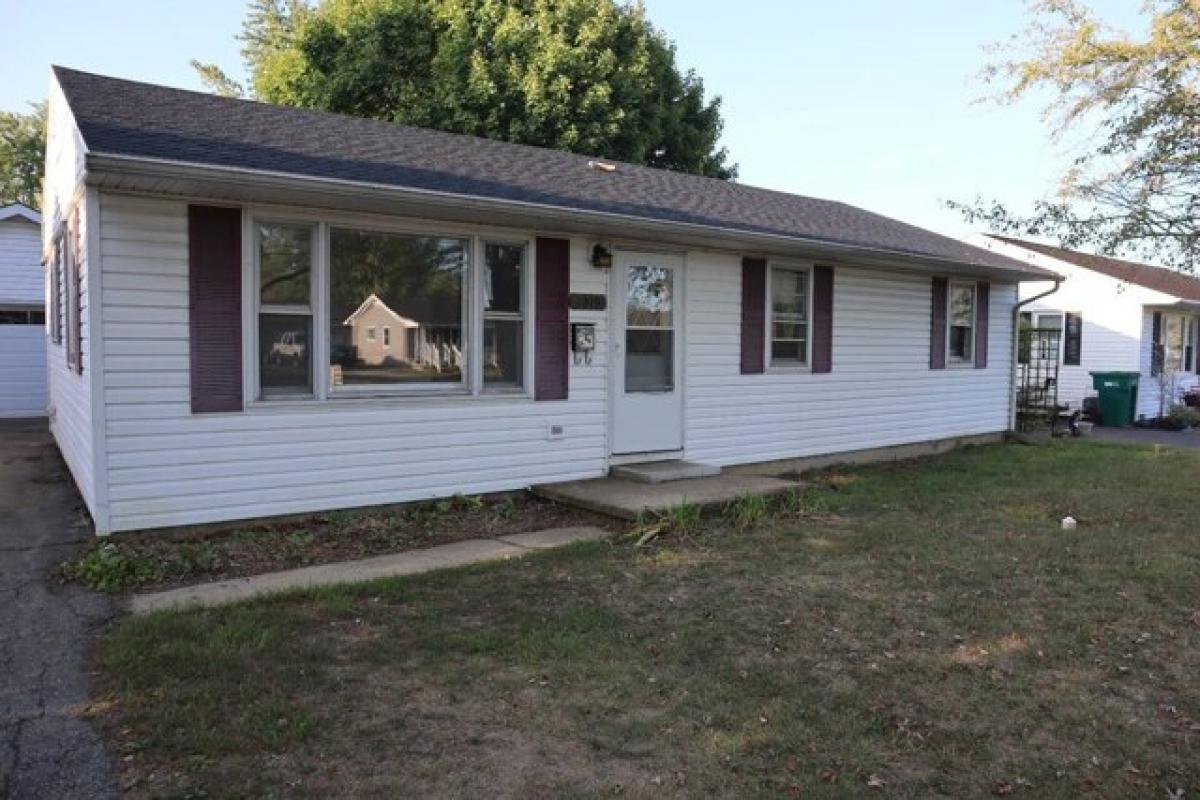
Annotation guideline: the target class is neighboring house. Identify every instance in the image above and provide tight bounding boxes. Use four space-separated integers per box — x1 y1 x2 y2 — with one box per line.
976 235 1200 419
0 203 48 417
42 67 1051 534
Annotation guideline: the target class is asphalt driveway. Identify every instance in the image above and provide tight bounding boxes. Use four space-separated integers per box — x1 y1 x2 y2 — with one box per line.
1090 425 1200 449
0 419 115 799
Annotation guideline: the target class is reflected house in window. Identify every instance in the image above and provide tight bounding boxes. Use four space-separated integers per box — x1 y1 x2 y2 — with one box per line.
339 293 420 368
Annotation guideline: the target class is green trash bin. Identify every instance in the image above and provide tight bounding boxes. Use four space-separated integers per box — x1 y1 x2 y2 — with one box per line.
1090 371 1141 427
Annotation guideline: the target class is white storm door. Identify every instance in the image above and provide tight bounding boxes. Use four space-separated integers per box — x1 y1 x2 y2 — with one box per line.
611 251 684 455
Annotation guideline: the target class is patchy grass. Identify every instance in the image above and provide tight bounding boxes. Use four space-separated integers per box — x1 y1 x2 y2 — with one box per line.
58 492 612 592
92 441 1200 798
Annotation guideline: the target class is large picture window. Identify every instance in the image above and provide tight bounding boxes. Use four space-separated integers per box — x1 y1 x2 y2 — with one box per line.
948 282 976 363
769 266 809 366
329 228 467 388
257 222 314 397
251 215 531 401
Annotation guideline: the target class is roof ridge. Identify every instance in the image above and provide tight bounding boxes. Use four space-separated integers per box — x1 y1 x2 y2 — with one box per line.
51 64 804 202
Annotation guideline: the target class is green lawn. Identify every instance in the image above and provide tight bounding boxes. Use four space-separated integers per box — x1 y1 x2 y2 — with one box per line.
93 441 1200 798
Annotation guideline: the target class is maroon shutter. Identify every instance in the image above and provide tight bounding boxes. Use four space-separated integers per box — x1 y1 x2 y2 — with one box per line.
740 257 766 374
812 265 834 373
1064 312 1083 367
1151 311 1163 376
930 277 948 370
974 281 990 369
534 236 569 400
188 205 243 413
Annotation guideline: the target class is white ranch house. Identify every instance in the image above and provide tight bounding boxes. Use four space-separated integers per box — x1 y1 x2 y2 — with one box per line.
977 236 1200 420
42 67 1052 535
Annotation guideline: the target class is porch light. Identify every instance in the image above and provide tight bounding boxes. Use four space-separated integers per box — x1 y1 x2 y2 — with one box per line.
591 243 613 269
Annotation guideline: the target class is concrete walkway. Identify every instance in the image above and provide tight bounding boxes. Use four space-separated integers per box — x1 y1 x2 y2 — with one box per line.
0 420 117 799
129 525 611 614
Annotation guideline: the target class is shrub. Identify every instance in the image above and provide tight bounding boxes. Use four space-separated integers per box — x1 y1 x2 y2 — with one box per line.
725 493 770 531
1163 404 1200 431
663 502 703 535
58 543 156 592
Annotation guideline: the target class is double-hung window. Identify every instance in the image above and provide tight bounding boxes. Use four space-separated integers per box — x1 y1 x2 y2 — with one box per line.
256 222 315 398
769 265 810 366
947 282 976 364
482 242 525 389
1035 312 1063 362
1161 313 1192 373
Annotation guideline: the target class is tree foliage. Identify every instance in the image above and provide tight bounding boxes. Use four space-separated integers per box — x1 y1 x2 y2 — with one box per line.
0 102 47 209
194 0 735 178
951 0 1199 270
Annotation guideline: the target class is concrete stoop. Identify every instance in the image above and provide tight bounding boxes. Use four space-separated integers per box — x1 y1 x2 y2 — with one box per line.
534 473 798 521
610 460 721 484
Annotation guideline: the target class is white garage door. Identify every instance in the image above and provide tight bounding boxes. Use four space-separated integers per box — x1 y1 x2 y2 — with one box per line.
0 323 47 417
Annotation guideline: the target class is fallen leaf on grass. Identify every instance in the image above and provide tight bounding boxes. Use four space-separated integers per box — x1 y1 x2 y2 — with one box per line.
866 774 886 789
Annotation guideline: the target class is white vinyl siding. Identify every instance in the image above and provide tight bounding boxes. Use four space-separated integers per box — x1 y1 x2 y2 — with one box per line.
684 254 1015 466
0 217 47 417
0 218 44 305
42 77 99 520
98 194 608 532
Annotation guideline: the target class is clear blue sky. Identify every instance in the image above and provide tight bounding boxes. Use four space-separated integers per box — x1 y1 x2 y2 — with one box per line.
3 0 1142 239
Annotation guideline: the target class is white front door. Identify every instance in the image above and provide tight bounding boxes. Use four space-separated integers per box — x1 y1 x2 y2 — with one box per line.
611 251 684 455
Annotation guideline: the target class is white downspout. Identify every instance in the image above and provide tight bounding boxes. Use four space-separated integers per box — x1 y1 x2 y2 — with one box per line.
1009 278 1063 432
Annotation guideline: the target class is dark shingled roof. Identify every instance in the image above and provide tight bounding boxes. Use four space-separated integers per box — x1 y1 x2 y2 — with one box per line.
991 236 1200 303
56 66 1043 276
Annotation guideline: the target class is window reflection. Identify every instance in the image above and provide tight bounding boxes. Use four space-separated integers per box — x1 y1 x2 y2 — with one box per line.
329 229 466 386
625 265 674 393
626 266 672 327
259 315 312 394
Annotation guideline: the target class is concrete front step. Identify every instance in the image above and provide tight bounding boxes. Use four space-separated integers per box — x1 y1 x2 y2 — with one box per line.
127 526 611 614
534 473 798 521
610 460 721 484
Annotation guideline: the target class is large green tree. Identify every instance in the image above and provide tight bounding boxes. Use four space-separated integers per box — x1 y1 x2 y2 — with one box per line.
0 102 47 209
194 0 735 178
952 0 1199 271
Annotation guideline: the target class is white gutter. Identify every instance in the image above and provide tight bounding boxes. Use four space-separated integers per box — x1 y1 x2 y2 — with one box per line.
1008 278 1064 432
84 151 1055 282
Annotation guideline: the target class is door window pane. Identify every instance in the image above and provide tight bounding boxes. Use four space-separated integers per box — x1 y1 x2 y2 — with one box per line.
626 266 673 327
258 223 313 306
626 329 673 392
260 314 312 395
329 229 466 386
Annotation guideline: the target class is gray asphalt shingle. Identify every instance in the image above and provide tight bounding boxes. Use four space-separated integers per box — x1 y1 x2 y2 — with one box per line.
56 66 1041 276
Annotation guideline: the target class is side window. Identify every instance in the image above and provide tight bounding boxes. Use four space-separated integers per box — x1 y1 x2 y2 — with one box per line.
483 242 526 388
49 239 63 345
947 282 976 363
768 266 810 366
256 222 314 398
